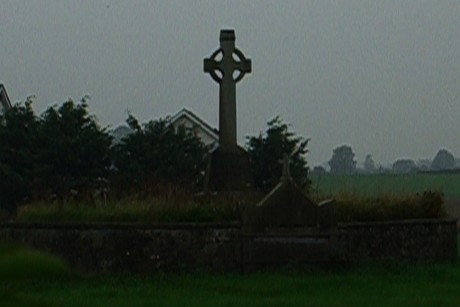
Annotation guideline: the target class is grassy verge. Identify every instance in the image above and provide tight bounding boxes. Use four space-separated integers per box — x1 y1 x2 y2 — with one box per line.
15 190 447 223
0 245 72 281
15 195 243 223
0 243 74 307
1 236 459 307
3 261 460 307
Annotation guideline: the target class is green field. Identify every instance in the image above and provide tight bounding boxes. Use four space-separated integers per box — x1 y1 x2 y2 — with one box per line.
3 267 460 307
310 173 460 199
2 242 460 307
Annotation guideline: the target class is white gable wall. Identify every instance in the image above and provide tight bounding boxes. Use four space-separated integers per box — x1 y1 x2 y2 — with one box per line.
171 116 218 148
0 84 12 115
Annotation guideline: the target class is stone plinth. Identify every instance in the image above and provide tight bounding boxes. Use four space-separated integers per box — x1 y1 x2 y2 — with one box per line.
205 145 253 192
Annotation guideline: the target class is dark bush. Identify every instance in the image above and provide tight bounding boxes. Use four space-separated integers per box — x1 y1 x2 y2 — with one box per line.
0 98 112 209
246 116 310 192
111 115 209 195
0 99 40 213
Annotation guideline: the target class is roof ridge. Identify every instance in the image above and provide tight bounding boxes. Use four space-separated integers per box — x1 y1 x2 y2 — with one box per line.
171 107 219 136
0 83 12 110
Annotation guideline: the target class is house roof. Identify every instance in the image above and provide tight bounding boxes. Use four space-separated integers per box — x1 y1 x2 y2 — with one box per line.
169 107 219 140
0 83 12 112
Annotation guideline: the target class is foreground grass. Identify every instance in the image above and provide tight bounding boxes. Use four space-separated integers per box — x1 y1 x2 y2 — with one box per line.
0 243 74 307
2 241 460 307
3 264 460 307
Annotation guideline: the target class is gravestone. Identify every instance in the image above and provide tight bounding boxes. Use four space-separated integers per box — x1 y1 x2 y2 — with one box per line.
243 156 336 231
241 156 339 267
203 29 253 192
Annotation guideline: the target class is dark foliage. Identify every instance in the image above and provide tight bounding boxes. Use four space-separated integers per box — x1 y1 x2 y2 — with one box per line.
432 149 455 171
363 154 376 173
111 114 209 194
246 116 310 192
0 98 39 213
392 159 417 174
0 98 112 211
328 145 357 174
35 99 112 199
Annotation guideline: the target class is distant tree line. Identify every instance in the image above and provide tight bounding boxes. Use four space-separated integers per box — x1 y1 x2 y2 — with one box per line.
389 149 458 174
0 99 311 214
311 144 459 175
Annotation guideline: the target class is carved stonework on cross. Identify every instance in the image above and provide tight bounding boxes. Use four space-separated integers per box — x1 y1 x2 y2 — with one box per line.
204 29 251 148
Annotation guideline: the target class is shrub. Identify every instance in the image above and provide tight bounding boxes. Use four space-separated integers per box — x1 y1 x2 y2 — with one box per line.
111 115 209 195
246 116 310 192
16 186 262 223
0 243 73 281
0 98 39 213
0 97 112 209
16 189 446 223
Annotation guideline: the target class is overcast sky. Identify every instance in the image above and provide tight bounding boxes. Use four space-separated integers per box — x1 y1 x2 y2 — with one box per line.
1 0 459 167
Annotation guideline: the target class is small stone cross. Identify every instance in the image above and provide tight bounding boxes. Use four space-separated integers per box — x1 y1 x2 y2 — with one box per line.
204 29 251 148
281 154 292 183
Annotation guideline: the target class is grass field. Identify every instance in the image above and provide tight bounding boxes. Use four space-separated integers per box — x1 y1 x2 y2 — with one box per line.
310 173 460 199
4 267 460 307
1 241 460 307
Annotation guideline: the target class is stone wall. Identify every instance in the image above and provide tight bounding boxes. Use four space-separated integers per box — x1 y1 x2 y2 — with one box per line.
338 219 458 262
0 219 457 273
0 222 241 273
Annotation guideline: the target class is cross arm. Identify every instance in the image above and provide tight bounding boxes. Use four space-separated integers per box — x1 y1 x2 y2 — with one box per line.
232 48 251 83
203 49 223 83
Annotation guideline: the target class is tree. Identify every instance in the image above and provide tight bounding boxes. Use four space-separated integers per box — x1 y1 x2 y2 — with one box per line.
246 116 310 192
111 114 209 193
0 97 113 210
432 149 455 171
392 159 417 174
363 154 376 173
36 98 113 199
0 98 40 213
416 159 432 172
328 145 356 174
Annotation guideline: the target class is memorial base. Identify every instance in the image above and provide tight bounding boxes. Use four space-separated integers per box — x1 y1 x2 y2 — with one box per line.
204 145 253 192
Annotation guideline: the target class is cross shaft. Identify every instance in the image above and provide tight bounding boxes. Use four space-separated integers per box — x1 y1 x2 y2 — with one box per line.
204 29 251 148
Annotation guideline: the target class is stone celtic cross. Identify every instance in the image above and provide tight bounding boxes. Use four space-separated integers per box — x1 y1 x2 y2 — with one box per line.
204 29 251 148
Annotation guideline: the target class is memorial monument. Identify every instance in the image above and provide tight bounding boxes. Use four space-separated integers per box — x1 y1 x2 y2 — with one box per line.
203 29 253 191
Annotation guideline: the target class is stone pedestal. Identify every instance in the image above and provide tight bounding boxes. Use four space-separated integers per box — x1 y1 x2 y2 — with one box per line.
205 145 253 192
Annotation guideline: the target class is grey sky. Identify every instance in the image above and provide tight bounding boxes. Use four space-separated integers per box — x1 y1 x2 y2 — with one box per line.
1 0 459 167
